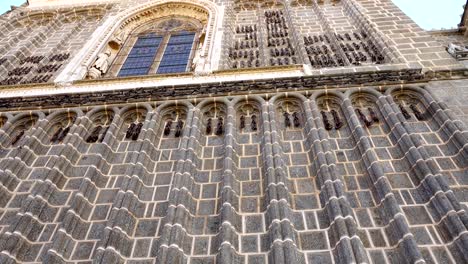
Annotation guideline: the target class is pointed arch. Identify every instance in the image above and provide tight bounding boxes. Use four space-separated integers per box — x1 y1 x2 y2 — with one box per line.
64 0 221 82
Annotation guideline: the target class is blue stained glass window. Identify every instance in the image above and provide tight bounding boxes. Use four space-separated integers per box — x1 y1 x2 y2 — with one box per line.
118 34 162 77
157 32 195 74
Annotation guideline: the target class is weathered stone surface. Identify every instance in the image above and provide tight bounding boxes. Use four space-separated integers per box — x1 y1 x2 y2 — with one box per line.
0 0 467 264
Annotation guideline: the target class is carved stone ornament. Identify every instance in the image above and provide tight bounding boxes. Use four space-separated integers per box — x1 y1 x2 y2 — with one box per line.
447 43 468 60
80 0 217 80
108 31 125 50
87 50 111 79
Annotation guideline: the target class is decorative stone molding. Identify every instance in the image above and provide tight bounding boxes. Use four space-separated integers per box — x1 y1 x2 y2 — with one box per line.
0 68 424 110
28 0 116 7
0 5 108 28
60 0 221 83
87 50 112 79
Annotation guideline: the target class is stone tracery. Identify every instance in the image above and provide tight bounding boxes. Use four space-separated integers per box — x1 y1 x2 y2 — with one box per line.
86 110 114 143
275 98 303 129
159 105 188 138
202 103 226 136
392 91 428 122
0 0 467 263
1 114 39 147
236 102 261 133
48 112 77 143
84 0 218 78
0 86 466 263
120 107 147 141
350 93 381 128
316 95 345 131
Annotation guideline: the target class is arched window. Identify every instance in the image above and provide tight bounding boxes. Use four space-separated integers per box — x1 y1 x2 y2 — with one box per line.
108 18 202 77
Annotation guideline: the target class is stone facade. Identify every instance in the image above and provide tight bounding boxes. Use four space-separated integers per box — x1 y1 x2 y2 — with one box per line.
0 0 467 264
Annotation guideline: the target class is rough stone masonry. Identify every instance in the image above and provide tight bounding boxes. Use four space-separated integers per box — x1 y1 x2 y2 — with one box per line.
0 0 467 263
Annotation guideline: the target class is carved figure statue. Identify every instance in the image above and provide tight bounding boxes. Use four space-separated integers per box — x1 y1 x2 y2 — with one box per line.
331 110 343 130
368 107 379 123
51 127 63 143
11 130 24 146
239 115 245 130
410 104 424 121
125 122 143 140
57 126 71 142
132 123 143 140
99 126 110 142
206 118 212 134
292 112 300 127
192 31 206 72
126 123 136 139
88 50 111 79
95 50 111 72
175 120 184 137
355 108 372 127
321 111 333 130
399 104 411 120
86 125 102 143
215 117 223 135
164 120 172 136
108 31 125 50
283 112 291 127
251 115 257 131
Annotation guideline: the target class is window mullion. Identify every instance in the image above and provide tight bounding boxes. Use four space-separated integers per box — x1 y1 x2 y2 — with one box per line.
149 34 170 75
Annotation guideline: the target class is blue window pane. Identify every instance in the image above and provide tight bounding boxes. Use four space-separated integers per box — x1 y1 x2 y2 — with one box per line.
162 44 192 54
157 65 188 74
120 57 155 69
163 53 191 60
157 32 195 74
120 61 153 69
128 46 159 57
121 56 154 66
168 35 196 44
118 35 162 77
159 56 188 67
119 68 150 76
134 37 162 47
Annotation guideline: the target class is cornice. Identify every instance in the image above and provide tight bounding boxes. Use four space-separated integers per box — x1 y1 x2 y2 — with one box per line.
1 63 467 111
0 69 442 111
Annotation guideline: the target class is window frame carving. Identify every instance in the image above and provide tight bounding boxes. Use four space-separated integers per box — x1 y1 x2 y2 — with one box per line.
107 18 202 77
83 1 218 80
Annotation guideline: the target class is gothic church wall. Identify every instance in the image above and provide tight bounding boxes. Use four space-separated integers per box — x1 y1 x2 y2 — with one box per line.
0 1 467 264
